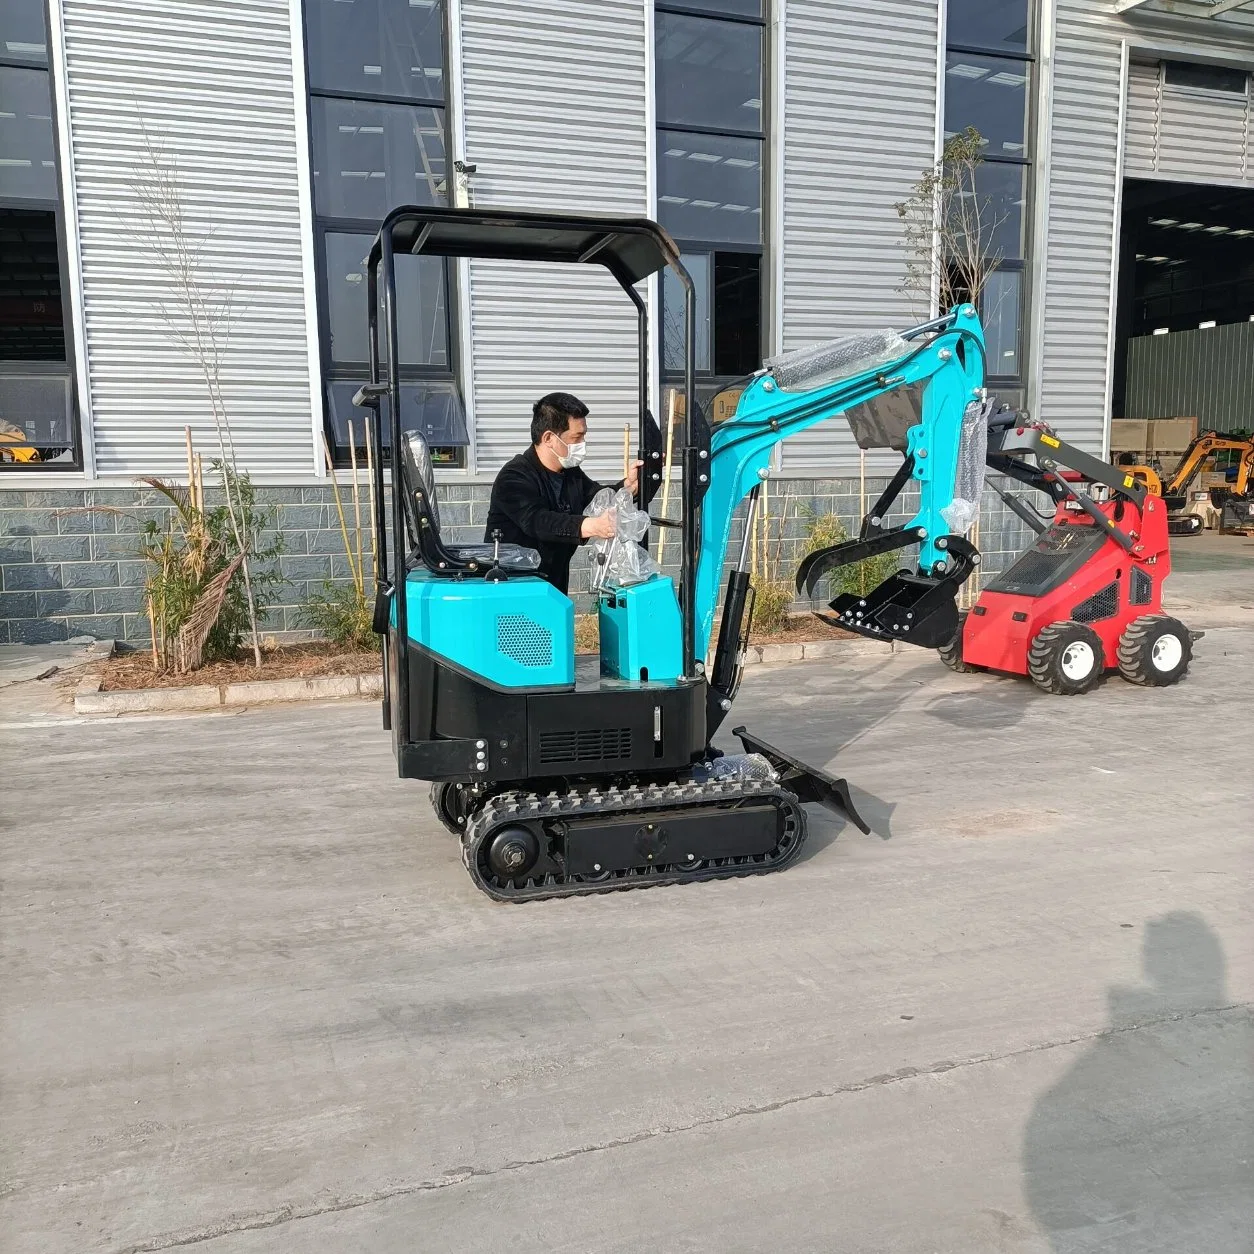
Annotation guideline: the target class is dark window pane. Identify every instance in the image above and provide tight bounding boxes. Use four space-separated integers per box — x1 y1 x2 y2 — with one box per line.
949 160 1026 263
980 268 1021 378
0 207 64 361
659 0 763 17
311 97 446 220
326 378 468 452
0 66 57 202
0 0 48 65
323 231 448 368
658 131 762 245
663 252 711 373
945 52 1029 159
1164 61 1248 95
0 371 73 458
306 0 444 101
947 0 1030 54
656 12 763 134
713 251 760 376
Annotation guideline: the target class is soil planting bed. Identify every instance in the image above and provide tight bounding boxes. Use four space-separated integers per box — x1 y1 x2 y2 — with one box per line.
99 642 380 692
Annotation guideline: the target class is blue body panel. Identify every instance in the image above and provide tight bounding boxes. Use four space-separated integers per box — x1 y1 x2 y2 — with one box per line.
397 572 575 689
598 575 684 682
694 307 986 658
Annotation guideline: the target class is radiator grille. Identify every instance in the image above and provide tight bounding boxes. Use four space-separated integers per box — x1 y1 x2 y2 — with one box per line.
1130 566 1153 606
496 614 554 668
1072 580 1120 623
538 728 633 764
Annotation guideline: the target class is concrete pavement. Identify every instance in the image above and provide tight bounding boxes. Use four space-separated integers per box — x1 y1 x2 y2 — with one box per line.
1 625 1251 1252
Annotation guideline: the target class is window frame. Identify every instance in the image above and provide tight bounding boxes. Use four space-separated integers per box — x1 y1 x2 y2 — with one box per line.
943 0 1036 395
655 1 769 408
0 0 84 473
300 0 467 469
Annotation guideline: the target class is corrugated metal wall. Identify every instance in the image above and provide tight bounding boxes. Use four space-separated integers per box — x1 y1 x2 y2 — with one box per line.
58 0 317 478
1125 59 1252 187
1036 1 1125 454
459 0 647 480
778 0 941 471
1124 322 1254 433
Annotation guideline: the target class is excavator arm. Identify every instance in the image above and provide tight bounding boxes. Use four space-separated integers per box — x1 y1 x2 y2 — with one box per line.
695 305 988 732
1162 433 1254 499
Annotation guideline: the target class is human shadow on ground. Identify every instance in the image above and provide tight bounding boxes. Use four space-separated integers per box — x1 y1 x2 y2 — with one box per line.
1022 911 1254 1253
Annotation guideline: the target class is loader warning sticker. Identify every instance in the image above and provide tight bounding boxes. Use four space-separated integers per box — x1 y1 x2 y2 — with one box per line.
1040 434 1061 448
1124 475 1135 488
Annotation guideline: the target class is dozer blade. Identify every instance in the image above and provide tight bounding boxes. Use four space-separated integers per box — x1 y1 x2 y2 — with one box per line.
823 536 977 649
734 726 871 835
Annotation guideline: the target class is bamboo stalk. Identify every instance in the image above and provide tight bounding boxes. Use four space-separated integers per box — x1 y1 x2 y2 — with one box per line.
348 421 364 597
622 424 631 485
760 478 770 583
194 453 205 513
323 434 359 590
657 389 678 568
185 425 195 507
363 413 378 576
147 595 160 670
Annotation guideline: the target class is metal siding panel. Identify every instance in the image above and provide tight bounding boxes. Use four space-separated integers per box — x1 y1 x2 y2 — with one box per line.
779 0 941 472
1124 323 1254 434
1038 3 1124 453
1125 61 1162 178
1155 83 1251 187
59 0 317 477
459 0 647 479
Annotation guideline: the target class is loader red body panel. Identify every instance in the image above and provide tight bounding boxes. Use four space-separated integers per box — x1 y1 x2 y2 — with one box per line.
961 493 1171 676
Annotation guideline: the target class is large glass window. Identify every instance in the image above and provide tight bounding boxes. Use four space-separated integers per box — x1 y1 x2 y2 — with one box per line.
944 0 1034 388
1 4 78 469
303 0 466 467
655 2 766 414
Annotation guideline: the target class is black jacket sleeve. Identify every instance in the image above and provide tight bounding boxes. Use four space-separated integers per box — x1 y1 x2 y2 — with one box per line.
493 461 585 543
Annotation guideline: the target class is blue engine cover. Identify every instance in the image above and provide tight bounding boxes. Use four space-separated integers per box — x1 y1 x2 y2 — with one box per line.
597 575 683 683
399 573 574 689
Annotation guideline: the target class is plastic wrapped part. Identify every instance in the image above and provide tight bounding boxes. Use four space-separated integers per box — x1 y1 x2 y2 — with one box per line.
702 752 777 782
585 487 661 589
766 330 909 394
940 399 991 536
844 382 924 452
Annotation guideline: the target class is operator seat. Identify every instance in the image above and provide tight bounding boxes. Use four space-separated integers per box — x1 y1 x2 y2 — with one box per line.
399 430 541 575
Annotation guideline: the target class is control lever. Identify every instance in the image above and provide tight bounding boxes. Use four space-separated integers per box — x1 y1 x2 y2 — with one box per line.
485 528 508 583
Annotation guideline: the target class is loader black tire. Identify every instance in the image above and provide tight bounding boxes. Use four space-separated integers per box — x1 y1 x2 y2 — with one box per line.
1117 615 1192 687
937 611 980 673
1027 621 1105 695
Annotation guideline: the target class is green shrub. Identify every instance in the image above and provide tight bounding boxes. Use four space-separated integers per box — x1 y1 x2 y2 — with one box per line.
306 582 374 650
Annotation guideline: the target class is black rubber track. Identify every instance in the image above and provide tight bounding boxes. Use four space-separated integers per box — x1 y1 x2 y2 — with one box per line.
461 778 808 902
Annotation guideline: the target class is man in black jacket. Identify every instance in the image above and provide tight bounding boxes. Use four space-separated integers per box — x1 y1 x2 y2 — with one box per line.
484 391 641 594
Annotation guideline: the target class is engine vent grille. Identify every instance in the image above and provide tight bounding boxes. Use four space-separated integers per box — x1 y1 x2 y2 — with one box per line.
538 728 633 764
496 614 554 668
1072 580 1120 623
1130 566 1153 606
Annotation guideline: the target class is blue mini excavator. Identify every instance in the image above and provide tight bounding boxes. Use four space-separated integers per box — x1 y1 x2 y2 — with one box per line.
354 207 990 902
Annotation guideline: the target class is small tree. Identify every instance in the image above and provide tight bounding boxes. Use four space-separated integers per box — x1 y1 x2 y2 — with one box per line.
895 126 1008 320
130 127 266 667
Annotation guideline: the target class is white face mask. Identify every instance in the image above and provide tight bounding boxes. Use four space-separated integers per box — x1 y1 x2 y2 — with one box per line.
555 436 587 470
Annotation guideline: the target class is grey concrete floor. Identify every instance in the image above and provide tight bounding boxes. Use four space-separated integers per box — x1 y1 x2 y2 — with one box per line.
2 614 1251 1253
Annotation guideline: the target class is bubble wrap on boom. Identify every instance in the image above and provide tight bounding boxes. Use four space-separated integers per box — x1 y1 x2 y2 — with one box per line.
766 330 909 393
940 400 989 536
585 487 660 589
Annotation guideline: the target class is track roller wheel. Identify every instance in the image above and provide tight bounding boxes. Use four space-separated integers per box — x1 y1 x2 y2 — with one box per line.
430 782 471 835
1027 621 1105 695
937 611 980 673
1117 615 1192 687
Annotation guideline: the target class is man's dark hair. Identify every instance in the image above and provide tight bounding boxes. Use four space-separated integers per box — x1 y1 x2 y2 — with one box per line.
531 392 589 445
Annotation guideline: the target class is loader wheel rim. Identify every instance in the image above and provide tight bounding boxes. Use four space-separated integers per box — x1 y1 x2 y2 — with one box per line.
1061 641 1096 680
1151 633 1183 672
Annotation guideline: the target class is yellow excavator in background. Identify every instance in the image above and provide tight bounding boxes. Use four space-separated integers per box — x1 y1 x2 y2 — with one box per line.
1121 431 1254 534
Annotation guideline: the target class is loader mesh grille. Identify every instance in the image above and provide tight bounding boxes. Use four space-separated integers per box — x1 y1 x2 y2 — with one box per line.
1130 566 1153 606
496 615 553 668
538 728 633 765
1072 580 1120 623
986 524 1107 597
